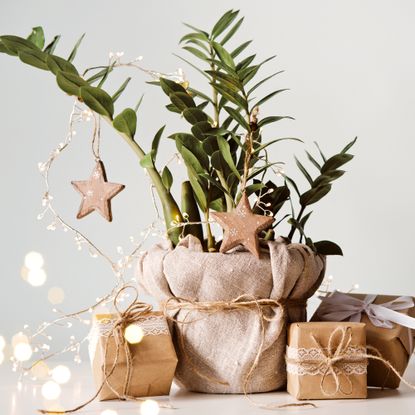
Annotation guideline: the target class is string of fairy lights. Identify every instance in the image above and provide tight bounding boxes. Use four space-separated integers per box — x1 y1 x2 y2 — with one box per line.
0 51 360 414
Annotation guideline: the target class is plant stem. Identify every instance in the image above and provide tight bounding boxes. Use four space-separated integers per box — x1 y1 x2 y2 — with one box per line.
103 116 183 245
204 210 215 251
288 205 305 241
216 171 235 210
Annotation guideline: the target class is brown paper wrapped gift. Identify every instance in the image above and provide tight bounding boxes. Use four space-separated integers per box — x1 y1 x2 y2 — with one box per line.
286 322 367 400
312 293 415 388
89 312 178 400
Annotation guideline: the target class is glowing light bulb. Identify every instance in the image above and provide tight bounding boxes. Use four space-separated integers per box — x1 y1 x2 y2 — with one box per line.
48 287 65 305
14 342 32 362
0 335 5 351
101 410 118 415
51 365 71 384
124 324 144 344
140 399 160 415
24 251 44 269
353 283 360 290
41 381 61 400
31 361 49 379
12 332 28 347
27 268 47 287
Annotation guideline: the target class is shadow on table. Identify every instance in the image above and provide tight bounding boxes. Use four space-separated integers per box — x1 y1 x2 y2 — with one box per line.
368 388 401 399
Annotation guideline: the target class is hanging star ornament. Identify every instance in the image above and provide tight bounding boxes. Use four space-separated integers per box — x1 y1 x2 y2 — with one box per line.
211 192 274 258
71 161 125 222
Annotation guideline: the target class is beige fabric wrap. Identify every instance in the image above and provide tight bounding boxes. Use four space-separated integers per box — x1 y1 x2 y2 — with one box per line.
136 235 326 394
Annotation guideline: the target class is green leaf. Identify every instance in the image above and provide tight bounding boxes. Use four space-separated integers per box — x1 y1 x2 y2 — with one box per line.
140 153 154 168
221 17 244 45
258 116 294 128
199 173 232 197
134 94 144 112
247 71 284 95
285 176 301 197
169 91 196 111
300 185 332 206
18 49 48 70
236 54 256 71
191 121 212 140
211 82 248 112
113 108 137 139
173 53 210 80
205 70 242 90
212 9 239 38
182 23 209 37
252 137 302 155
305 151 321 171
180 145 206 175
46 55 78 75
300 211 313 228
183 45 209 61
212 41 235 69
43 35 60 54
68 33 85 62
231 40 252 58
27 27 45 49
180 32 209 44
159 77 187 96
112 77 131 102
56 71 88 96
0 35 38 55
314 141 327 162
162 166 173 191
314 240 343 256
151 125 166 161
0 42 13 55
321 154 354 173
182 108 209 125
341 136 357 154
312 170 345 187
254 89 288 108
295 156 314 186
188 170 207 211
217 136 240 179
173 133 209 169
80 85 114 118
223 106 249 130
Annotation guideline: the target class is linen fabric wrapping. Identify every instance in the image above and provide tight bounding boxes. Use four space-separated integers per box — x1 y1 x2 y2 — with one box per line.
136 235 326 393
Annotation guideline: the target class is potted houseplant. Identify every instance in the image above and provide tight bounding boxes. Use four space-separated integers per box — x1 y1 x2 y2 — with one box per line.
0 9 355 393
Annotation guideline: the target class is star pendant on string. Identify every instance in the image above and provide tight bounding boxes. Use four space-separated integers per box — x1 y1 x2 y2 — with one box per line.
71 160 125 222
211 192 274 258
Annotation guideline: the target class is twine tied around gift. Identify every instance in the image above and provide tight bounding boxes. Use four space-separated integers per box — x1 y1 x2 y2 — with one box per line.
286 326 415 398
39 286 175 414
164 294 317 410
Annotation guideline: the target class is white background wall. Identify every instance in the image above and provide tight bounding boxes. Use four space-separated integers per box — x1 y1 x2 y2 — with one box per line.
0 1 414 353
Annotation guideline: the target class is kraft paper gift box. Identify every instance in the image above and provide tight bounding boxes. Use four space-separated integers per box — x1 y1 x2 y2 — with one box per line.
286 321 367 400
312 292 415 389
88 312 178 401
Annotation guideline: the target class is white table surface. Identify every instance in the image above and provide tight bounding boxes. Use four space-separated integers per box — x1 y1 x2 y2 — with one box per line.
1 360 414 415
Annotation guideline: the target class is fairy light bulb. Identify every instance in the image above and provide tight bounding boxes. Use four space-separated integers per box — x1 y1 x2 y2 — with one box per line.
13 342 32 362
124 324 144 344
24 251 44 269
353 283 360 290
12 332 28 347
41 381 61 400
48 287 65 305
27 268 47 287
51 365 71 384
140 399 160 415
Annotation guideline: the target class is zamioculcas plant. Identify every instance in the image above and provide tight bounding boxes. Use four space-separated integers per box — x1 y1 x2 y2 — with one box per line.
0 9 355 255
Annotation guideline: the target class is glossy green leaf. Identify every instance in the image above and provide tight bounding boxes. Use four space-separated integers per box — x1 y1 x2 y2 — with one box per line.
321 154 354 173
68 33 85 62
173 53 210 80
182 23 209 37
46 55 78 75
18 49 48 70
221 17 244 45
231 40 252 58
183 46 209 61
56 71 88 96
212 41 235 69
211 82 248 111
180 32 209 44
217 136 240 178
113 108 137 139
247 70 284 95
254 89 288 108
173 133 209 169
314 240 343 256
169 91 196 110
162 166 173 191
305 151 321 171
258 116 294 128
314 141 327 162
151 125 166 161
341 136 357 154
134 94 144 112
300 185 331 206
140 153 154 168
223 106 249 130
159 77 187 96
183 108 208 125
212 9 238 38
295 157 313 186
252 137 302 154
80 85 114 118
27 27 45 49
191 121 212 140
0 35 38 55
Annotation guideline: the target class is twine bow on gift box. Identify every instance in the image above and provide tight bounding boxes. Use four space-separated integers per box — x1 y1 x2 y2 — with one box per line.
39 286 175 414
317 292 415 330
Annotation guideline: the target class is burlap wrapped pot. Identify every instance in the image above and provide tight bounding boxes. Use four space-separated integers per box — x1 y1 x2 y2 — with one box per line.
136 235 325 394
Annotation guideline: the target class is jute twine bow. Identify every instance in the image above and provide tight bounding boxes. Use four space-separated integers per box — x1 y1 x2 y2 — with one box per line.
39 286 175 414
287 326 415 398
164 294 316 410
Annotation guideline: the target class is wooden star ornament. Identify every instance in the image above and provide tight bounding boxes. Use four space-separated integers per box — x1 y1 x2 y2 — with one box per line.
211 192 274 258
71 161 125 222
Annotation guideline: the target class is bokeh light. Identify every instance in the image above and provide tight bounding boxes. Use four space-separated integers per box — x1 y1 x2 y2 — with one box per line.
24 251 44 269
124 324 144 344
48 287 65 305
27 268 47 287
41 381 61 400
140 399 160 415
51 365 71 384
13 342 32 362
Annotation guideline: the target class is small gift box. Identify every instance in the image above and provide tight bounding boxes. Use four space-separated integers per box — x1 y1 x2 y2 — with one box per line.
312 292 415 388
286 321 367 399
89 311 178 401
